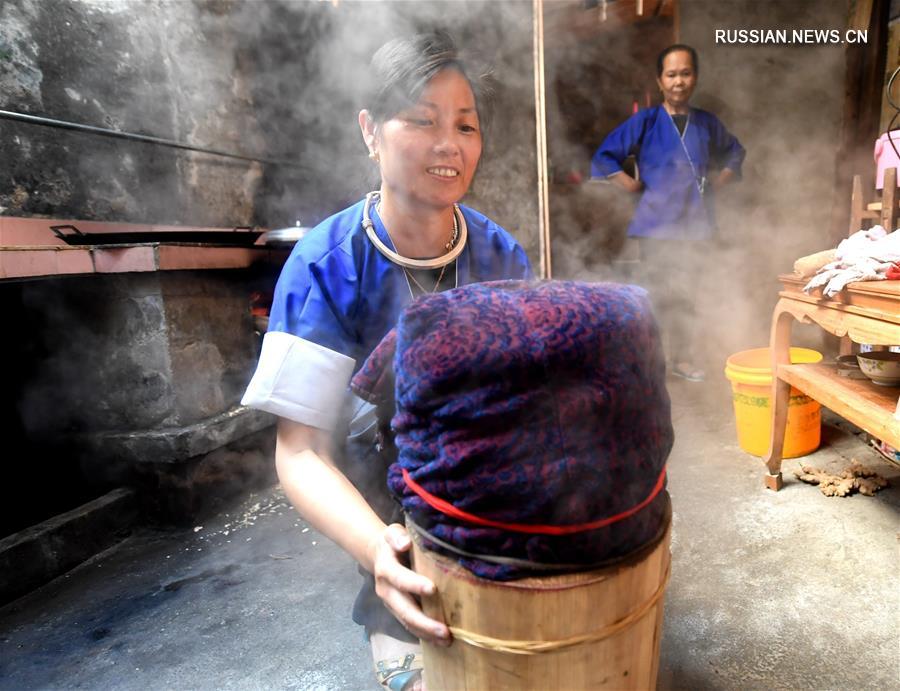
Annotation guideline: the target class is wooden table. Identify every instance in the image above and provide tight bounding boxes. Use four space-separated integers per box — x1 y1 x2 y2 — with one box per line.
763 275 900 490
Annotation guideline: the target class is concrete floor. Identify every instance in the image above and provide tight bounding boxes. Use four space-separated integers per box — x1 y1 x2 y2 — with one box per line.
1 375 898 690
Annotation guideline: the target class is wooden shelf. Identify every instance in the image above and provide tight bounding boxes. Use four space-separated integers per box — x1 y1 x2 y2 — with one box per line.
778 362 900 448
765 279 900 489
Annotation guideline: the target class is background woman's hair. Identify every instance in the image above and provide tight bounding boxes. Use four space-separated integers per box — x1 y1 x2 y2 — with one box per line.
656 44 699 77
365 30 496 132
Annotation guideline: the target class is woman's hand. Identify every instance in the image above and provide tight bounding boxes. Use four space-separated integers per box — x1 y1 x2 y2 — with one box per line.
371 523 451 646
275 423 446 642
711 168 736 192
275 421 449 646
609 171 643 194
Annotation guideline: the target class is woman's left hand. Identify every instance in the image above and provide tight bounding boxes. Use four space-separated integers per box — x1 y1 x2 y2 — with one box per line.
371 523 452 646
711 168 736 191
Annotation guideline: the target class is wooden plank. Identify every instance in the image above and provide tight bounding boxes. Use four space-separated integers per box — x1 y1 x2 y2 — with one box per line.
851 174 868 234
779 274 900 297
776 290 900 330
882 167 898 229
830 0 890 244
849 0 874 31
778 276 900 322
779 362 900 447
534 0 552 279
879 17 900 132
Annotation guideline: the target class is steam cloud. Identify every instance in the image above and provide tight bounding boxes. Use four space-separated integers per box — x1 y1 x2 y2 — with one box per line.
545 0 853 385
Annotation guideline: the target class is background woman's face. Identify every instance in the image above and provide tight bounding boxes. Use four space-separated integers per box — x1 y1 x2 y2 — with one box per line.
375 68 482 212
657 50 696 109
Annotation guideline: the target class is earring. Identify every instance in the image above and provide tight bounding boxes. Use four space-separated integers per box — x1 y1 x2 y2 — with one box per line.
369 150 379 162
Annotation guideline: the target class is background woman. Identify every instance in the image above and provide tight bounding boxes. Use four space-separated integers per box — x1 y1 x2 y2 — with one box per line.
242 31 531 691
591 44 745 382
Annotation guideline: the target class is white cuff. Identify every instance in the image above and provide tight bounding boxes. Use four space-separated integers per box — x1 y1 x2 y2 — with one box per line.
241 331 356 431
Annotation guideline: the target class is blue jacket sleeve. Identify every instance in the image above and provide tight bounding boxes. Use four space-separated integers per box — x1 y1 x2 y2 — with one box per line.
268 242 362 362
709 116 745 178
507 244 534 281
591 112 645 179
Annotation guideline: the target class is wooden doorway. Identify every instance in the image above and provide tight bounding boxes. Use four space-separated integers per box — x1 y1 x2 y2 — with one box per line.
541 0 677 279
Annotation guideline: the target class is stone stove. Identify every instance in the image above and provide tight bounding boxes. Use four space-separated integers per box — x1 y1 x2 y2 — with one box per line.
2 216 288 529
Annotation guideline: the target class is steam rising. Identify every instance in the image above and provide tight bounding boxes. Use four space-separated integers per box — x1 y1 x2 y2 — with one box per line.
1 0 543 531
545 0 851 379
1 0 874 524
242 0 540 253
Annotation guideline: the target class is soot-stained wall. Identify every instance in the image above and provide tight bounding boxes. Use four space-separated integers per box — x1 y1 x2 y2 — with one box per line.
0 0 539 257
0 0 266 225
0 0 540 531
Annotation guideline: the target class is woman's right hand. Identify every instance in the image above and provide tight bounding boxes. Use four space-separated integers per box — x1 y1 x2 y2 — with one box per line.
275 421 450 646
610 171 643 194
371 523 452 646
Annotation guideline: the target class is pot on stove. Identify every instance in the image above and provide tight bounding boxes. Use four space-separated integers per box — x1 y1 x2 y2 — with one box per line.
260 221 312 246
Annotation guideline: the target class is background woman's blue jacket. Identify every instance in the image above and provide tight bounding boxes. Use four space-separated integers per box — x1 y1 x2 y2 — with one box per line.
591 105 745 240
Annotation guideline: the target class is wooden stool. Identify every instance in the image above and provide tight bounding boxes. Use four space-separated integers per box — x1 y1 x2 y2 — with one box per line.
849 167 898 234
840 167 899 355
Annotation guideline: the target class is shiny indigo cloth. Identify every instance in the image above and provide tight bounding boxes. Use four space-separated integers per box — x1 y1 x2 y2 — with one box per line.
352 280 674 580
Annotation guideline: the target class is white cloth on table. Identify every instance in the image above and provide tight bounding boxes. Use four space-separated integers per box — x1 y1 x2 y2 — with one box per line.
803 226 900 296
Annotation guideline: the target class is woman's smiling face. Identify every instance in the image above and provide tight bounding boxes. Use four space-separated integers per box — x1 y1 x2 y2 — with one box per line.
373 68 482 212
657 49 697 111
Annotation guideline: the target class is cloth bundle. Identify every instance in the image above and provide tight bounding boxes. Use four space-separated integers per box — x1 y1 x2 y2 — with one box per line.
793 249 837 279
803 226 900 296
351 280 673 580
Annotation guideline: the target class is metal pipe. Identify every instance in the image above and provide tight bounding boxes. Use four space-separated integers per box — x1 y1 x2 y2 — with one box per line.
0 109 306 169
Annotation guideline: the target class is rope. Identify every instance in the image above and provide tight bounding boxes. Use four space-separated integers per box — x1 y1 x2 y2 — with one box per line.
441 562 671 656
402 465 667 535
405 510 671 573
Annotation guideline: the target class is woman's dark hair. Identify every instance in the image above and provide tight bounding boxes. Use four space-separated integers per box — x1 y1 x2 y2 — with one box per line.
656 44 699 76
366 30 495 131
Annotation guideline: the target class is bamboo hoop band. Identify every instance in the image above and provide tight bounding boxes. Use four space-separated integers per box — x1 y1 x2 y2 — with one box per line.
442 561 671 656
406 511 670 573
362 191 468 270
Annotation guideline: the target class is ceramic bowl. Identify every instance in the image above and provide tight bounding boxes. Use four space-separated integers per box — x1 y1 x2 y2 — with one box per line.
856 351 900 386
836 354 867 379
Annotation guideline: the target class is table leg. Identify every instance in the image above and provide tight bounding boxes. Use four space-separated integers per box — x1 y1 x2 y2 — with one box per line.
764 301 795 491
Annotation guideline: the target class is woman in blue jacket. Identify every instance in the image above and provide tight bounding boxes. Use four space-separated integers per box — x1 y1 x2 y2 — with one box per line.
592 44 744 381
242 31 531 691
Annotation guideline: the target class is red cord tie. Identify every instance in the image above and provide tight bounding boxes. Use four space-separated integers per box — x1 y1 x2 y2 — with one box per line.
402 465 667 536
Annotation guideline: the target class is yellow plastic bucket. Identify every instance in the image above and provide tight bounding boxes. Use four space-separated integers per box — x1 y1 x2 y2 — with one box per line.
724 347 822 458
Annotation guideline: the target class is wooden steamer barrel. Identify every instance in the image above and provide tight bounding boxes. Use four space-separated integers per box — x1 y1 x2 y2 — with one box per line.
411 522 671 690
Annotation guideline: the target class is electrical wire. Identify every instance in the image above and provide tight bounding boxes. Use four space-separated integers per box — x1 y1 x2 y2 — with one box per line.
884 64 900 160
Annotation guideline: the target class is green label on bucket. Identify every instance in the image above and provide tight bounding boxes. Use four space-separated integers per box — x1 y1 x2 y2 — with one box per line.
732 392 812 408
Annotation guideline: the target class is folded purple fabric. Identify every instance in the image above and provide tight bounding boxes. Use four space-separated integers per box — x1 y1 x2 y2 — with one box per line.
352 280 673 580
